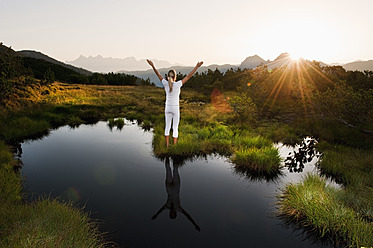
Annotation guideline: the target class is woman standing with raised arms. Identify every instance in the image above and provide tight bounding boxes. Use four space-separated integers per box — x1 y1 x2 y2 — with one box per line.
147 59 203 147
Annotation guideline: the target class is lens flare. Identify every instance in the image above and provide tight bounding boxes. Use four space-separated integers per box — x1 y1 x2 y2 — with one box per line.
289 52 302 61
211 88 232 114
62 186 81 202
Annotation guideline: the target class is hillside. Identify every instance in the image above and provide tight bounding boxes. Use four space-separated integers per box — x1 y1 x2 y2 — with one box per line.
21 56 90 84
18 50 92 75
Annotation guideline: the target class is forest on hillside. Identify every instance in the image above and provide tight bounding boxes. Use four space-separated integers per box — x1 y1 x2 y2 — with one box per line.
0 45 154 104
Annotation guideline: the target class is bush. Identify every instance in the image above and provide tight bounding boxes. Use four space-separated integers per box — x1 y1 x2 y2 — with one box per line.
228 92 257 123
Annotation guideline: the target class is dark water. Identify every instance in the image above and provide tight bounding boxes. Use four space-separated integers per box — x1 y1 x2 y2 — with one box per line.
20 120 333 248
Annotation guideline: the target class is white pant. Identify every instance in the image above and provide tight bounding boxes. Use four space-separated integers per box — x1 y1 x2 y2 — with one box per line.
165 105 180 138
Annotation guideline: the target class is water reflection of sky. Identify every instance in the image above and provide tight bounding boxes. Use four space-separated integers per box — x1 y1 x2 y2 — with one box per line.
21 121 332 248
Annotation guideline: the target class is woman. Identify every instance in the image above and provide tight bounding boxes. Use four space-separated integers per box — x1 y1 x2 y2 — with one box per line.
147 59 203 147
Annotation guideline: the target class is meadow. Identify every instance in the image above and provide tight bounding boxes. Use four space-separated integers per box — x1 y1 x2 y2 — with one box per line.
0 81 371 247
1 48 373 246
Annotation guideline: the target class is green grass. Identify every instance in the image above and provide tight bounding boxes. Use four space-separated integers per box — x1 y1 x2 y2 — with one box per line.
67 116 84 128
0 141 110 248
317 146 373 188
1 82 372 247
0 198 108 248
306 119 373 148
233 134 273 149
256 122 302 146
152 120 282 179
0 143 23 203
108 118 125 131
0 116 50 142
316 145 373 220
231 147 281 178
277 173 373 247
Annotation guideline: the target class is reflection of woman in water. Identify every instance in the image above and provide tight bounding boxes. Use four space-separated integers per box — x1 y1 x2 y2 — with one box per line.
152 157 200 232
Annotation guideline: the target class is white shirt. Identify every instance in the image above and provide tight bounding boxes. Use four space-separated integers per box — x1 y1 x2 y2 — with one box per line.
162 79 182 106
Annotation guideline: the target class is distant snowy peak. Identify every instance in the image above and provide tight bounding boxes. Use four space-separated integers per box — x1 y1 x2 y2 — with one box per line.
67 55 174 73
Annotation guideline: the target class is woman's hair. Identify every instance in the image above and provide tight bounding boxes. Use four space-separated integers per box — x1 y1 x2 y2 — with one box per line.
167 69 176 93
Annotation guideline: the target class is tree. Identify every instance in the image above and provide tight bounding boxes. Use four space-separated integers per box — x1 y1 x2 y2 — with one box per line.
43 68 55 84
90 73 107 85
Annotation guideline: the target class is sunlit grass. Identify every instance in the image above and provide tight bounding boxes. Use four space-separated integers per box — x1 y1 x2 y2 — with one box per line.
278 174 373 247
0 197 108 248
231 147 281 176
317 145 373 219
1 81 372 247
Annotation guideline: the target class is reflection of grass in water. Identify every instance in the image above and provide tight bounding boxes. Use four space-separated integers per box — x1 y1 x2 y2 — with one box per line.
108 118 125 131
277 174 373 247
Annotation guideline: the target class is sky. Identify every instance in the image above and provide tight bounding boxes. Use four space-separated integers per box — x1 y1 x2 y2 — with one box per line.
1 0 372 66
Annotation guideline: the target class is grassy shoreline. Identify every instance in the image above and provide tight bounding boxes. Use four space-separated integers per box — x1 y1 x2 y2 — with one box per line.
0 141 110 248
1 82 372 247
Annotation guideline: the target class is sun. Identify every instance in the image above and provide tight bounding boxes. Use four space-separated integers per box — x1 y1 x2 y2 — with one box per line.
289 52 302 61
249 14 342 63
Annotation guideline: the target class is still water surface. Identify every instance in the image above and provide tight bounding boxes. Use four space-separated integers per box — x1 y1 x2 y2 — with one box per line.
20 120 332 247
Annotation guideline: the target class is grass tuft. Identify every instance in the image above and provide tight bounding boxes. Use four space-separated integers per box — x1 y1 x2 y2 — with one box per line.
231 147 281 177
278 173 373 247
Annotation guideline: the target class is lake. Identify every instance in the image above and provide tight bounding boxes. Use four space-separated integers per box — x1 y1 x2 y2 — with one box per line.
20 120 334 248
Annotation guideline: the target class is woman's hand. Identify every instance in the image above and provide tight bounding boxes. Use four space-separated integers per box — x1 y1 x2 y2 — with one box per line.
147 59 154 67
147 59 163 81
182 61 204 85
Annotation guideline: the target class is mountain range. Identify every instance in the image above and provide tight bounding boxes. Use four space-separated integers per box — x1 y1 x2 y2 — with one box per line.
67 55 178 73
118 53 329 86
66 52 373 75
5 43 371 87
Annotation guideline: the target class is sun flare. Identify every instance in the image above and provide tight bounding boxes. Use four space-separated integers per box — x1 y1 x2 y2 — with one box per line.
249 14 342 63
289 53 302 61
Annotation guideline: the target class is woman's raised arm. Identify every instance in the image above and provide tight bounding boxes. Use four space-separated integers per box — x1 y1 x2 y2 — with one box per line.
182 61 203 85
147 59 164 82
